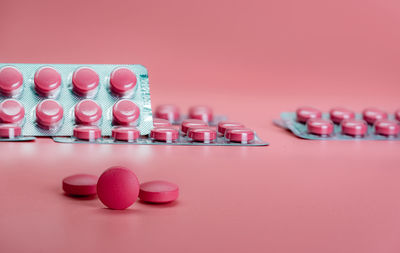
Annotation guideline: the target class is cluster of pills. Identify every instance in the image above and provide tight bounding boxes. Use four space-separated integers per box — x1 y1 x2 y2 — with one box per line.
63 166 179 210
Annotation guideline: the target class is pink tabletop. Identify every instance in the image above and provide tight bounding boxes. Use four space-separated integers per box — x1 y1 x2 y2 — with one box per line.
1 0 400 253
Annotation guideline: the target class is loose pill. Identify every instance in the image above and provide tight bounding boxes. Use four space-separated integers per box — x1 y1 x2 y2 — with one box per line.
153 118 171 128
97 166 140 210
341 119 368 137
329 107 355 124
109 67 137 97
139 180 179 204
374 120 400 136
111 126 140 142
74 99 102 125
0 99 25 124
307 118 334 136
181 119 208 134
217 121 245 135
154 104 180 123
35 99 63 129
395 109 400 122
72 67 99 97
362 108 387 124
0 124 21 138
296 106 322 123
73 126 101 141
112 99 140 126
188 105 213 123
34 67 61 97
0 66 23 96
187 127 217 143
62 174 98 196
150 127 179 142
225 127 255 143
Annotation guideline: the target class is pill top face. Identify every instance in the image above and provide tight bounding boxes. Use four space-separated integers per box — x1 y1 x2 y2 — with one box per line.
296 106 322 123
72 67 99 96
188 105 213 123
153 118 171 128
341 119 368 136
150 127 179 142
225 128 255 142
217 121 245 134
0 124 21 138
109 67 137 96
111 126 140 141
34 67 61 96
35 99 64 128
0 99 25 124
362 108 387 124
181 119 208 134
374 119 400 136
307 118 334 136
74 99 102 125
97 166 140 210
112 99 140 126
0 66 23 96
187 127 217 142
139 180 179 203
73 126 101 141
155 104 180 122
329 107 355 124
62 174 98 196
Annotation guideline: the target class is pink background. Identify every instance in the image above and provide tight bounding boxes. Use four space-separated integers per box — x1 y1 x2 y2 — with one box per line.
1 0 400 252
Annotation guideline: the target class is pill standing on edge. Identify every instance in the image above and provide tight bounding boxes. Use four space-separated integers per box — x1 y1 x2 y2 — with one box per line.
362 108 387 124
97 166 140 210
307 118 334 136
225 127 255 143
329 107 355 124
180 119 208 134
72 67 99 97
112 99 140 126
139 180 179 204
35 99 64 129
187 127 217 143
154 104 180 123
341 119 368 137
188 105 213 123
374 119 400 136
0 66 23 96
109 67 137 97
34 67 62 97
0 99 25 124
217 121 245 135
111 126 140 142
62 174 98 196
150 127 179 142
0 124 21 138
153 118 171 128
74 99 102 125
73 126 101 141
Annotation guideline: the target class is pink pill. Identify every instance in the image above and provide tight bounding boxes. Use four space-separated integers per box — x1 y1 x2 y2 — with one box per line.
0 124 21 138
307 118 334 136
74 99 102 125
62 174 98 196
374 119 400 136
112 99 140 126
34 67 61 97
395 109 400 122
329 107 355 124
97 166 140 210
362 108 387 124
0 99 25 124
110 67 137 97
188 127 217 143
0 66 23 96
73 125 101 141
154 104 180 123
35 99 63 129
111 126 140 142
72 67 99 97
139 180 179 204
341 119 368 137
225 127 255 143
296 106 322 123
181 119 208 134
217 121 245 134
153 118 171 128
150 127 179 142
188 105 213 123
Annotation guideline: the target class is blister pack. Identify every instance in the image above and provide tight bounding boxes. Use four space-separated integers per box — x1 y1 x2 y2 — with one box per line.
0 63 153 141
277 106 400 140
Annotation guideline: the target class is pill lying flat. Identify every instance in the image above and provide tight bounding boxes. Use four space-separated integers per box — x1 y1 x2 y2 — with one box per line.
329 107 355 124
139 180 179 204
73 126 101 141
153 118 171 128
374 119 400 136
74 99 102 125
307 118 334 136
72 67 99 97
341 119 368 137
154 104 180 123
62 174 98 196
217 121 245 134
34 67 61 97
180 119 208 134
0 66 23 96
362 108 387 124
225 127 255 142
150 127 179 142
187 127 217 142
0 99 25 124
111 126 140 142
188 105 213 123
35 99 64 129
0 124 21 138
296 106 322 123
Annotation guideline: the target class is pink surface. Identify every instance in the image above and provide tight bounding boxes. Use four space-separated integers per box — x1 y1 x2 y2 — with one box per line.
1 0 400 252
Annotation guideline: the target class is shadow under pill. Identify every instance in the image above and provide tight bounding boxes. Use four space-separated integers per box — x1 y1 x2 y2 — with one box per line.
97 207 144 215
138 200 180 208
62 192 98 200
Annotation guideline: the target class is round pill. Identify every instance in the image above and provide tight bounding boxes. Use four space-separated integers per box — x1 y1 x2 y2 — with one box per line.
296 106 322 123
34 67 61 97
154 104 180 122
181 119 208 134
217 121 245 135
0 99 25 124
73 125 101 141
0 66 23 96
0 124 21 138
112 99 140 126
74 99 102 125
362 108 387 124
188 105 213 123
150 127 179 142
307 118 334 136
329 107 355 124
225 128 255 142
341 119 368 137
62 174 98 196
97 166 140 210
395 109 400 122
188 127 217 142
110 67 137 96
153 118 171 128
35 99 64 129
111 126 140 142
374 119 400 136
139 180 179 204
72 67 99 97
